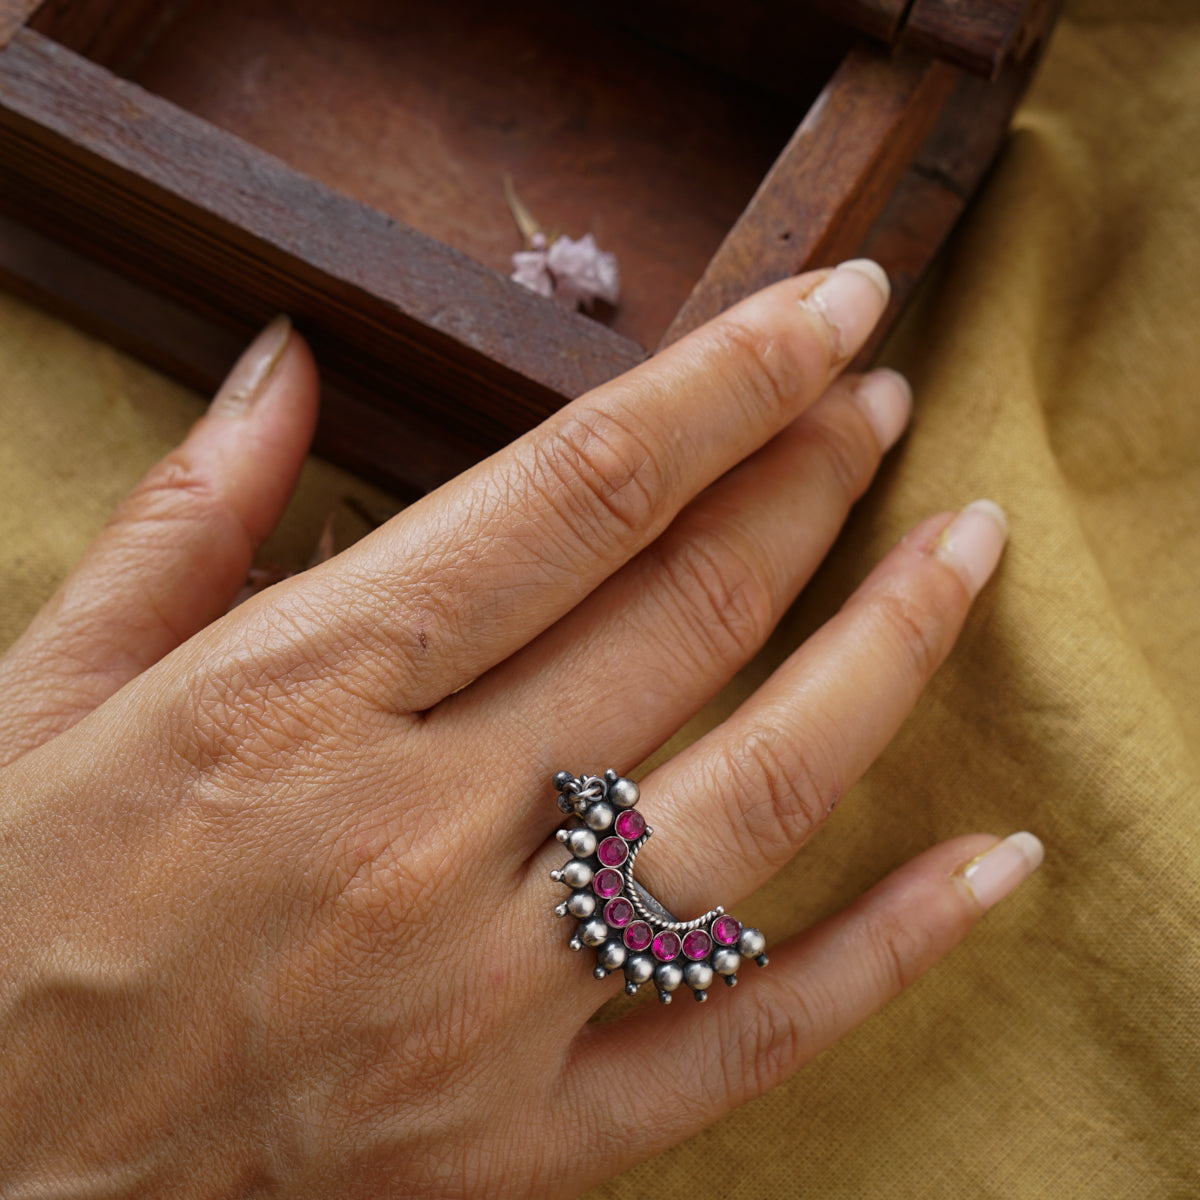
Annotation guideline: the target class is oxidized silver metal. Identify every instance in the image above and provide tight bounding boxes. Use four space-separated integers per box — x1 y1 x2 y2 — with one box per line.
552 769 768 1004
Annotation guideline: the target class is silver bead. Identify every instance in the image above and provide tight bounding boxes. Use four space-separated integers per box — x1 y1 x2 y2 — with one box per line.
609 777 640 809
562 859 594 889
738 927 766 959
565 828 597 858
581 918 608 947
712 947 741 977
584 801 615 832
566 890 596 919
654 962 683 993
598 940 627 970
569 934 583 951
624 953 654 985
554 901 569 918
553 770 574 791
683 961 714 992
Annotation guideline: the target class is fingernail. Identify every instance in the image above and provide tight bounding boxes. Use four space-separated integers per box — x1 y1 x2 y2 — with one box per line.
210 315 291 416
802 259 890 361
958 832 1045 910
853 367 912 451
933 499 1009 597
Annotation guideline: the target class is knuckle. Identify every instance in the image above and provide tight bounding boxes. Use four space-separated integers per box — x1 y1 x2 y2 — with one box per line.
526 405 665 547
725 986 811 1104
724 723 841 867
706 314 802 428
171 601 369 785
654 524 776 671
800 402 880 504
117 450 251 555
868 583 955 684
867 908 932 997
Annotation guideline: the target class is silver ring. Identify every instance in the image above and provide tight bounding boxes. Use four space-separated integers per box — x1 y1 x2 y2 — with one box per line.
551 769 768 1004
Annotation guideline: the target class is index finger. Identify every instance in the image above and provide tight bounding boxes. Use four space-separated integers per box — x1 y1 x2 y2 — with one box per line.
324 261 891 712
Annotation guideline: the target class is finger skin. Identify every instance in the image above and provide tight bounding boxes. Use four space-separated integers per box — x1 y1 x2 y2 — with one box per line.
319 265 891 714
563 834 1036 1186
0 320 318 761
597 506 1007 918
445 369 911 842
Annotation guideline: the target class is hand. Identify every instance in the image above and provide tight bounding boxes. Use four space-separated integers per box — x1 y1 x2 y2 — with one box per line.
0 262 1040 1197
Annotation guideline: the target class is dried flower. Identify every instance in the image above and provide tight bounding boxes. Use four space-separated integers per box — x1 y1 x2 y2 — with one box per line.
505 177 620 311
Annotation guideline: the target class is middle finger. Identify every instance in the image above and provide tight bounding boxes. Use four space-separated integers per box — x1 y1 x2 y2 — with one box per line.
319 263 891 713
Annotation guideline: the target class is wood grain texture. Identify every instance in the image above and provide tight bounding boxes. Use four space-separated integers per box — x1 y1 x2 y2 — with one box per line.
659 47 959 348
117 0 801 351
0 210 482 495
0 29 649 459
28 0 178 70
903 0 1039 78
851 43 1047 365
0 0 40 51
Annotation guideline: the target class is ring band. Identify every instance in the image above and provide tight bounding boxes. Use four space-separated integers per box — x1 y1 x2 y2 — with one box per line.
551 769 768 1004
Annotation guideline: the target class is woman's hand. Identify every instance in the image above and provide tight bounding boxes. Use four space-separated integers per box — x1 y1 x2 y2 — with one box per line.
0 262 1040 1197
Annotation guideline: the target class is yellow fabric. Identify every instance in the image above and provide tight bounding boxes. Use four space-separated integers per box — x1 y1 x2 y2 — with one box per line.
1 1 1197 1194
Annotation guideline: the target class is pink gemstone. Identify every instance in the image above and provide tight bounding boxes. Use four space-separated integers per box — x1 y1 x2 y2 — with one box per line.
712 916 742 946
624 921 652 951
614 810 646 841
592 869 624 899
604 898 634 928
682 930 712 961
652 931 681 961
596 837 628 868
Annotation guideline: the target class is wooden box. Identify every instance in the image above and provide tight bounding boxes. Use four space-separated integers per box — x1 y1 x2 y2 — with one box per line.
0 0 1056 495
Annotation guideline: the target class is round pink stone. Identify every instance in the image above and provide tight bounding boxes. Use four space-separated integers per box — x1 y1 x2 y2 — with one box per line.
614 810 646 841
712 916 742 946
604 897 634 928
682 930 712 961
624 921 652 951
596 837 628 868
592 868 624 898
652 931 682 961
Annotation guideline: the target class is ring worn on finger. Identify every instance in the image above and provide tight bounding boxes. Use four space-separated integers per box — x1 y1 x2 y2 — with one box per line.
550 769 768 1004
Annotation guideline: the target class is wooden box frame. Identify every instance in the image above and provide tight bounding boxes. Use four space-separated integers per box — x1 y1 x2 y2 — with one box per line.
0 0 1056 495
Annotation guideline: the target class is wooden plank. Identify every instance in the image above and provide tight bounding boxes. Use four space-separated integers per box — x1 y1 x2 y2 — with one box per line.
0 210 481 495
0 29 647 450
851 9 1058 365
659 47 958 349
28 0 178 72
0 0 40 51
902 0 1037 79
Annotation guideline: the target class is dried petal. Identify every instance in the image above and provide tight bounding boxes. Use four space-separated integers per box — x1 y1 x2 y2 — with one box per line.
511 248 554 298
546 233 620 310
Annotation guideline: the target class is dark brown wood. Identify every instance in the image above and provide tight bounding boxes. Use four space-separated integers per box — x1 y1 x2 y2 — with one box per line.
851 37 1051 363
38 0 802 352
0 210 481 496
0 29 648 446
810 0 910 43
0 0 39 50
902 0 1041 79
28 0 179 70
578 0 854 107
0 2 1059 495
659 48 958 348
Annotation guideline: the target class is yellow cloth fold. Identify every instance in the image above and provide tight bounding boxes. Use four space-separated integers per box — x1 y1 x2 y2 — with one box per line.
1 0 1197 1194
